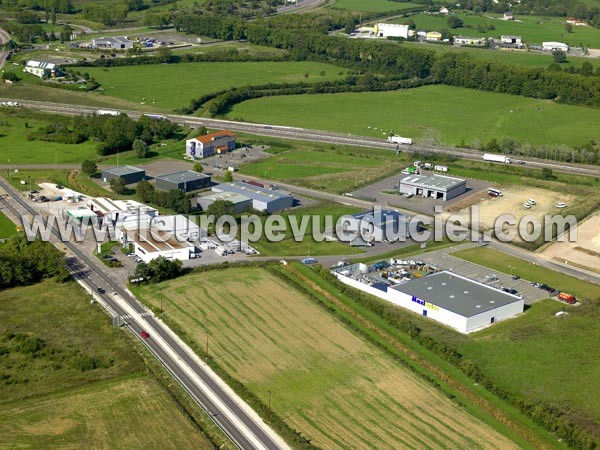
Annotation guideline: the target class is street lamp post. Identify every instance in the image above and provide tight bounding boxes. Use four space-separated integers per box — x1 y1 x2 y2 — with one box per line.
7 159 10 180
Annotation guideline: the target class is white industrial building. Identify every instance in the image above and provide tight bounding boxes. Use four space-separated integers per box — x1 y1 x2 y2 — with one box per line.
212 181 294 213
374 23 409 39
24 60 62 79
127 228 196 263
332 268 524 333
337 209 410 245
399 174 466 201
197 191 253 214
454 36 486 46
91 36 133 50
543 41 569 52
87 197 157 226
500 35 523 46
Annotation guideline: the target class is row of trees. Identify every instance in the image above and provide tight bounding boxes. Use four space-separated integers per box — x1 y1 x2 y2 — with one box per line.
28 114 179 155
173 13 600 107
0 236 69 289
136 179 192 214
132 255 185 283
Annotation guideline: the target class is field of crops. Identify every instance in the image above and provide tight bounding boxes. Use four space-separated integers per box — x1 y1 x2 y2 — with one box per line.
0 280 213 449
82 61 346 110
135 267 522 450
227 85 600 147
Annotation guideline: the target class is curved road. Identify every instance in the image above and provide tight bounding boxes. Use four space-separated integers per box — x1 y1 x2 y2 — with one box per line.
0 178 288 450
0 28 10 70
2 97 600 178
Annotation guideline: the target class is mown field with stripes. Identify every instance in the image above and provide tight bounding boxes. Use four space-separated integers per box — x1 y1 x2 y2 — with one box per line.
136 267 521 449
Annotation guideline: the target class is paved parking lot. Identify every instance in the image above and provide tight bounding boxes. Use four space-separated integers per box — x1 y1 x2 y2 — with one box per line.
414 244 549 305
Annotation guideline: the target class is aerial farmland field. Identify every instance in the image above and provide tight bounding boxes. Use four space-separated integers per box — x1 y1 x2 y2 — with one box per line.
226 85 600 147
81 61 347 110
135 267 524 450
331 0 421 12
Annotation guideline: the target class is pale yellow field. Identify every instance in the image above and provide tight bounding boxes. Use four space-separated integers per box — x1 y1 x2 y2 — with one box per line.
137 268 520 450
0 376 212 450
542 213 600 272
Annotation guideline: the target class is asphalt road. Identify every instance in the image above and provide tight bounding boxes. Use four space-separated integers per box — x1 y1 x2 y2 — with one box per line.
2 98 600 178
0 177 288 450
0 28 10 70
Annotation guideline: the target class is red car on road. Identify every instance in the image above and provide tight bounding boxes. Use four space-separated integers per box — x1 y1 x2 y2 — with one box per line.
140 330 150 339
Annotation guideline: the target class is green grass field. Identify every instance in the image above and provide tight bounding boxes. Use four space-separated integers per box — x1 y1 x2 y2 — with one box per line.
81 61 346 110
238 143 412 193
332 0 422 12
453 247 600 300
227 85 600 147
0 280 213 449
403 41 600 69
135 267 523 450
392 12 600 48
0 112 98 164
0 211 17 239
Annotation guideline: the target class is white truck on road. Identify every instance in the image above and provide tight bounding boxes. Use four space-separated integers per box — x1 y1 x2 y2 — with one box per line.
387 135 413 145
483 153 511 164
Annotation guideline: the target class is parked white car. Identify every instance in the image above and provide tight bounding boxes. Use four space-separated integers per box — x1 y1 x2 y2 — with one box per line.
555 202 568 208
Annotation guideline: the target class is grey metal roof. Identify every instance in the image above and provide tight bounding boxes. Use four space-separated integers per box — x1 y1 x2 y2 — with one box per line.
350 209 408 228
400 174 465 192
103 165 144 176
156 170 210 183
214 181 292 204
199 191 251 205
392 271 521 317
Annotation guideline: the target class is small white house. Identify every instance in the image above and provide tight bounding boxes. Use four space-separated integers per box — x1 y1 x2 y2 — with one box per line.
186 130 236 159
24 60 62 79
500 35 523 45
439 6 449 14
503 11 514 20
543 41 569 52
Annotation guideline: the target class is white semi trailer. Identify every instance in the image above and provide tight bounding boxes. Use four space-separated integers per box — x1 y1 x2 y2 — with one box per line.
387 135 413 145
483 153 511 164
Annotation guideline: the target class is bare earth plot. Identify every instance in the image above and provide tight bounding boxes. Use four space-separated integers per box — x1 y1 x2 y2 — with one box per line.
136 267 521 450
446 186 576 237
542 213 600 273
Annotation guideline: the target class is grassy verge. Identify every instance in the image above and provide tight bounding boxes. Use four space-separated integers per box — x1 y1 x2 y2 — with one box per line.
452 247 600 301
0 211 18 239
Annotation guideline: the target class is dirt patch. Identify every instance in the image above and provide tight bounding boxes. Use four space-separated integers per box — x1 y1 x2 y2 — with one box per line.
542 213 600 273
445 186 575 234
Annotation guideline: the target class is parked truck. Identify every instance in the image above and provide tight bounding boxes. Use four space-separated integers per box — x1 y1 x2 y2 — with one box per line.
483 153 511 164
558 292 576 304
434 165 448 172
387 135 413 145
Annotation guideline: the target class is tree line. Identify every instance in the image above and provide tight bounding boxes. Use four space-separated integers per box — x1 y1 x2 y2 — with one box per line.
173 13 600 108
27 113 180 155
0 236 69 289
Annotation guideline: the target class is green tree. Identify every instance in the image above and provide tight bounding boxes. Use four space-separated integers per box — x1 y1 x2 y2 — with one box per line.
447 16 463 29
136 179 155 203
193 162 204 173
206 200 235 217
541 168 556 180
109 177 127 194
133 139 149 158
553 50 567 64
81 159 97 176
223 170 233 182
580 61 594 76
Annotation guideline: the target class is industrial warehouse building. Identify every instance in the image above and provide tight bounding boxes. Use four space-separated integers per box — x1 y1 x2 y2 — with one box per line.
212 181 294 213
332 269 524 333
24 60 62 79
155 170 211 192
185 130 236 159
86 197 157 226
197 191 253 214
399 173 466 201
374 23 409 39
126 229 197 263
101 166 146 185
91 36 133 50
337 209 410 245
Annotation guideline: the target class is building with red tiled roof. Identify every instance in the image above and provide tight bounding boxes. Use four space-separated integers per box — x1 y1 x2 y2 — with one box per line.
186 130 236 159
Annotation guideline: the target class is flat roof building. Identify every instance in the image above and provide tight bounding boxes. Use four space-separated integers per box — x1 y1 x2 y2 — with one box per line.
332 269 524 333
126 229 196 263
197 191 252 214
101 165 146 185
212 181 294 213
87 197 157 225
337 209 410 245
92 36 133 50
24 60 62 79
155 170 211 192
399 173 466 201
